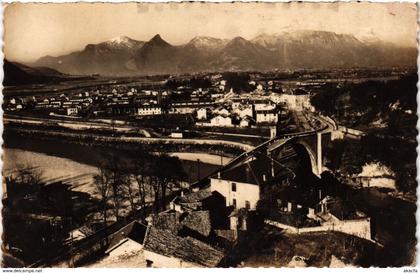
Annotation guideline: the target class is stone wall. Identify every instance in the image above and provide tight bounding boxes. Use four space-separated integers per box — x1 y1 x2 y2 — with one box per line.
265 217 371 241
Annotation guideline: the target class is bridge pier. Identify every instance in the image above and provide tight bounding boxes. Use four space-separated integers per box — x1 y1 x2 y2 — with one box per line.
316 132 323 176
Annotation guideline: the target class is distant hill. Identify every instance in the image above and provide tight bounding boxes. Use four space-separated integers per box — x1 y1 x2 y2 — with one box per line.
33 31 417 76
3 60 70 86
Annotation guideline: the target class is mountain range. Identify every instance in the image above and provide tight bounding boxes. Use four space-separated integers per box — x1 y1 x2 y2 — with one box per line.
33 31 417 76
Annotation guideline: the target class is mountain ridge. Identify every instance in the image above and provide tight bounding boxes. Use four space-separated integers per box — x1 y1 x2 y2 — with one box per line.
33 31 417 76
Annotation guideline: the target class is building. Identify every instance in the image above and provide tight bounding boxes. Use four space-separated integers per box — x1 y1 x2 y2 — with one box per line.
170 189 213 212
209 153 294 211
210 115 232 127
196 108 207 120
66 107 78 116
137 105 163 116
142 210 224 267
91 220 223 268
234 106 253 118
239 116 254 127
170 101 214 114
210 171 259 210
170 131 184 139
143 226 224 268
252 100 274 111
276 90 313 111
255 109 278 124
265 190 372 241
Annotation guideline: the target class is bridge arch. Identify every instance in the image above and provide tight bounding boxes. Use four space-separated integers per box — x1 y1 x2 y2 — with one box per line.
269 136 320 177
290 140 319 176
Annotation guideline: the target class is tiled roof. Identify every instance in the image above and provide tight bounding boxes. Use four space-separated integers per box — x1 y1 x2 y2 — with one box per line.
143 227 224 267
181 210 211 237
150 210 212 238
178 189 212 204
149 211 181 234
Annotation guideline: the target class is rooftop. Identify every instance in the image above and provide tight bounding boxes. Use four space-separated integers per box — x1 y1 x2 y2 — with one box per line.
211 154 294 185
143 226 224 267
149 210 212 238
178 188 212 204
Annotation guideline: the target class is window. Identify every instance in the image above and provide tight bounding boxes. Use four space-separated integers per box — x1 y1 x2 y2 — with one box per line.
146 260 154 268
231 183 237 192
245 200 251 210
232 198 237 208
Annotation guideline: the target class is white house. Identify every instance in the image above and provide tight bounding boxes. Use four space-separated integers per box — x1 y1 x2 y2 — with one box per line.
66 107 78 116
196 108 207 120
137 105 162 116
209 153 287 211
279 91 313 111
210 115 232 127
211 175 259 210
234 106 253 118
239 116 254 127
253 102 275 111
209 156 277 210
170 131 184 139
255 109 278 124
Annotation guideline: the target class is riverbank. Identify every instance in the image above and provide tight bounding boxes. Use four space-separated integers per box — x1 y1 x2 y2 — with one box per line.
3 133 225 188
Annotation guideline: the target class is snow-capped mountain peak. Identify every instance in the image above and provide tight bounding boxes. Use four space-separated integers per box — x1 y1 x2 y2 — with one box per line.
188 36 228 50
104 35 144 49
109 35 132 44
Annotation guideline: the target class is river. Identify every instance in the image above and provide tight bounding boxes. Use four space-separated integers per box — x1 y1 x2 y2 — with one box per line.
3 136 230 197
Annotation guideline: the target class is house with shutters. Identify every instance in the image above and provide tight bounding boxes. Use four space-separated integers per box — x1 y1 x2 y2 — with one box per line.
209 154 292 210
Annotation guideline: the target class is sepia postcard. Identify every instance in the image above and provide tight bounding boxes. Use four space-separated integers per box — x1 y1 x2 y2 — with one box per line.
1 1 418 269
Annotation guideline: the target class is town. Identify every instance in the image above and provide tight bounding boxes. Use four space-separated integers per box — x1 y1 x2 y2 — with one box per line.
2 2 418 269
2 67 417 268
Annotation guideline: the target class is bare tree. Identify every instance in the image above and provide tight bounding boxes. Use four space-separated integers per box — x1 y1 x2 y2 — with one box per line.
110 166 123 220
122 174 137 213
93 166 112 227
153 154 186 210
130 148 156 216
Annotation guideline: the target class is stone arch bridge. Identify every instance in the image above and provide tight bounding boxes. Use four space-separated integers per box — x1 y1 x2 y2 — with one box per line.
217 116 337 178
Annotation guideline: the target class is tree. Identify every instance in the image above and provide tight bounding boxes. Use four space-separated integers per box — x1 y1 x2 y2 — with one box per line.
153 154 187 210
93 166 112 227
132 154 155 217
108 161 124 220
122 174 137 213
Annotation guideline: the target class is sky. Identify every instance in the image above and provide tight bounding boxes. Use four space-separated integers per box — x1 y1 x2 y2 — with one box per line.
3 2 418 62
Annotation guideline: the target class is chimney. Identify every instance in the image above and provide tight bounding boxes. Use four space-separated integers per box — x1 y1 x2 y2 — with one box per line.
217 172 221 179
318 189 322 200
263 174 266 182
181 191 184 197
